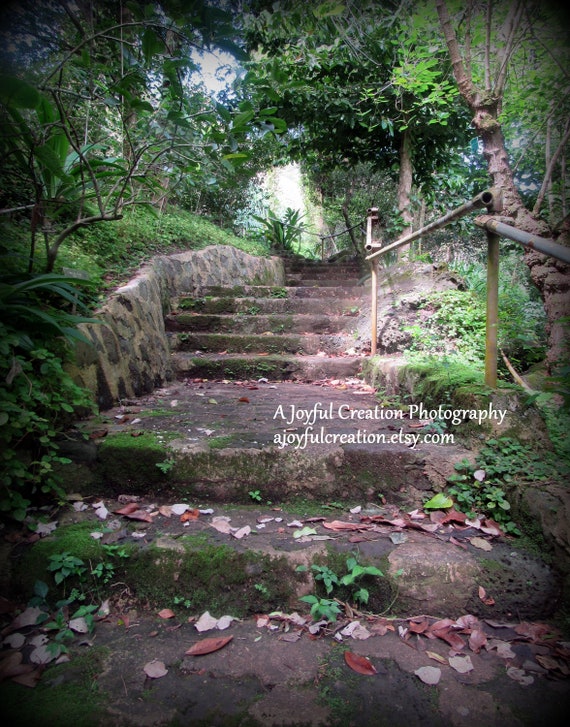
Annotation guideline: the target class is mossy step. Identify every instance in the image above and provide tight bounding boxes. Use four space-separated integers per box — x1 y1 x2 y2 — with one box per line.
193 285 366 299
287 278 363 288
173 296 362 315
170 331 353 355
165 312 357 335
170 352 363 380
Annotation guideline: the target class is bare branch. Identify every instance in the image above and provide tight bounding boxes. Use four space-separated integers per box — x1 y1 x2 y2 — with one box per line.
533 117 570 217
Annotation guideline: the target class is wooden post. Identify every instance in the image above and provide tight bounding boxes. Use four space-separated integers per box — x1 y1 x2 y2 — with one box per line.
485 230 500 388
371 258 378 355
366 208 379 356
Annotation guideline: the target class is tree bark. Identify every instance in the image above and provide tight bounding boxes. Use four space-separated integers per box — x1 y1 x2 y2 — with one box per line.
436 0 570 372
397 129 414 255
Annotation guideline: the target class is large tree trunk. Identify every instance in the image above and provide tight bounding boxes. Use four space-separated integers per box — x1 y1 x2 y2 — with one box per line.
397 129 414 255
436 0 570 373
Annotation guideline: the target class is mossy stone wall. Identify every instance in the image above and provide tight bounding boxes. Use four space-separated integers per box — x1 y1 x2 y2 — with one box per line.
68 247 285 409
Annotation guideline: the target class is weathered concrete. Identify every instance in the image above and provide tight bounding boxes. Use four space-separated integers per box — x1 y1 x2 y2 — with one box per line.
68 247 284 409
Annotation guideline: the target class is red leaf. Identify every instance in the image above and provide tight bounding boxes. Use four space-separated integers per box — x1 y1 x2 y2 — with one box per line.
468 629 488 653
478 586 495 606
186 635 233 656
158 608 175 619
238 397 250 403
114 504 153 522
344 651 377 675
180 509 200 522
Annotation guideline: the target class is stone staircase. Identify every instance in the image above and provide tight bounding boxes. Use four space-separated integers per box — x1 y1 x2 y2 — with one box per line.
165 256 368 382
90 256 467 508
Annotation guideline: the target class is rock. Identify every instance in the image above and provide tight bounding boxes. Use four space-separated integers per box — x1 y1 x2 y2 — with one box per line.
388 541 480 617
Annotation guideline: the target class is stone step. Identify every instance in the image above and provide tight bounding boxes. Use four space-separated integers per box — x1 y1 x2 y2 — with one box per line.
170 331 355 355
170 352 364 381
165 312 358 335
192 285 366 299
173 296 363 316
287 277 363 287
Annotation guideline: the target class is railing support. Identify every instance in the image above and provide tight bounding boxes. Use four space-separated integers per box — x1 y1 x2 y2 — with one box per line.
366 207 380 355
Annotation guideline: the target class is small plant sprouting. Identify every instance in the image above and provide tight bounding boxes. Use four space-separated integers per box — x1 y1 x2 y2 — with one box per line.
248 489 262 502
297 553 385 618
48 552 86 585
299 595 342 622
156 458 174 474
254 583 270 598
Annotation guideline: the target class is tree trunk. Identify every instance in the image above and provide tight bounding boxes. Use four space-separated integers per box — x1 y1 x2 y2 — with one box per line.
397 129 414 255
436 0 570 373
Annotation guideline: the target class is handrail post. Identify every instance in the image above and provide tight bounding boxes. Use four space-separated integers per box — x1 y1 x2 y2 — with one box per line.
366 207 380 356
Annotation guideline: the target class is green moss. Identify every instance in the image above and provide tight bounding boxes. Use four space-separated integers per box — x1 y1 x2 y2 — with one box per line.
126 543 299 617
96 430 171 487
0 647 109 727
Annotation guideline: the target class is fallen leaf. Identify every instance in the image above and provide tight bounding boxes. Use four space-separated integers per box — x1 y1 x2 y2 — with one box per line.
171 504 189 515
344 651 377 675
423 493 453 510
449 655 474 674
158 609 175 620
238 397 250 403
69 617 90 633
535 654 564 672
186 635 233 656
495 641 517 660
144 659 168 678
215 615 236 631
415 666 441 685
426 651 447 665
210 516 232 534
468 629 488 653
513 622 551 642
506 666 534 685
232 525 251 539
293 526 317 539
180 509 200 522
478 586 495 606
195 612 220 632
469 537 493 551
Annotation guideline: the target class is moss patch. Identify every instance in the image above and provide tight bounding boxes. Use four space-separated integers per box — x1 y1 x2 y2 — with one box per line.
0 647 109 726
126 543 300 617
96 431 172 488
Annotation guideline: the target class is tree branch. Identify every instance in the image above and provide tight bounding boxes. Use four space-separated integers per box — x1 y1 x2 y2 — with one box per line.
533 117 570 217
435 0 477 107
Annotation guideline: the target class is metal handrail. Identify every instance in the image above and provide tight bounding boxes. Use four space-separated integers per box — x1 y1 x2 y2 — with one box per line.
365 189 570 388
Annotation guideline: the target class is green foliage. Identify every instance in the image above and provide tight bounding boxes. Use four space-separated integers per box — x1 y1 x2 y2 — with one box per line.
297 553 385 617
0 270 95 520
299 594 342 622
252 207 308 253
446 437 568 535
47 552 87 586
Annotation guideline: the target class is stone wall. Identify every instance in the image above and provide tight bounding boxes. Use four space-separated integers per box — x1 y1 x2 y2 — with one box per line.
68 246 284 410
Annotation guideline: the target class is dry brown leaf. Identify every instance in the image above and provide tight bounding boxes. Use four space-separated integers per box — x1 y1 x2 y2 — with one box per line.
449 655 474 674
144 660 168 678
469 537 493 551
238 397 250 403
468 629 488 653
186 635 233 656
478 586 495 606
426 651 447 665
180 509 200 522
344 651 377 675
158 608 175 619
513 622 552 641
114 503 153 522
415 666 441 685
